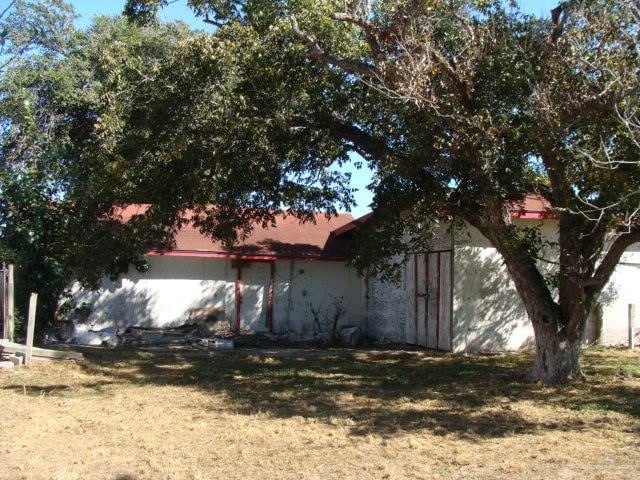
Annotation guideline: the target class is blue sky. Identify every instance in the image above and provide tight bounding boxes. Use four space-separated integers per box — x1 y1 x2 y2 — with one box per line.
10 0 559 216
59 1 561 31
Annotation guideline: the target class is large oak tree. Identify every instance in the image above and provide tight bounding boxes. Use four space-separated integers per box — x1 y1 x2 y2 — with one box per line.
3 0 638 382
124 0 639 383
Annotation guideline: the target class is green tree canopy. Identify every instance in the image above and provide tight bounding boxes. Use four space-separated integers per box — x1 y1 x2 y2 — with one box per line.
122 0 640 382
1 1 354 326
2 0 639 382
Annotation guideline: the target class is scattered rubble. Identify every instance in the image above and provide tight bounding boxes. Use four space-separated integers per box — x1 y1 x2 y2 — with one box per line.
197 338 234 350
59 313 237 349
6 355 22 366
46 311 369 351
75 329 118 347
1 313 243 367
312 332 330 343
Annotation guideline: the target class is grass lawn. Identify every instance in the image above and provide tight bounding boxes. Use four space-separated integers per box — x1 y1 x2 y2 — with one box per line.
0 346 639 480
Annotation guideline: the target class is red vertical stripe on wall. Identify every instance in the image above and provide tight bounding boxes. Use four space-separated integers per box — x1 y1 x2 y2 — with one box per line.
267 261 275 332
235 264 243 331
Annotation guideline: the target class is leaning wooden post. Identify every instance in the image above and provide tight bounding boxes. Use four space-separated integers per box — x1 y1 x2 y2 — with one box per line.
629 304 636 350
24 293 37 366
7 265 14 341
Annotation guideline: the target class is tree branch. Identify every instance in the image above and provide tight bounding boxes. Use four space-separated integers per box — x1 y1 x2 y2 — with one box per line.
589 228 640 289
290 15 378 78
429 49 475 111
0 1 15 21
306 111 399 163
550 4 566 43
330 12 376 34
202 13 221 27
539 143 572 204
561 227 640 337
456 207 561 326
331 11 383 61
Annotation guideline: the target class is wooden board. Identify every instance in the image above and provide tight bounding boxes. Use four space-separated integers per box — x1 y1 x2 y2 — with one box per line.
438 251 452 350
25 293 37 365
0 340 83 360
6 265 14 341
415 254 427 346
426 252 439 349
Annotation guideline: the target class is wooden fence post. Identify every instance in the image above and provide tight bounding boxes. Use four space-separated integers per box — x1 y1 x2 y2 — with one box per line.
629 304 636 350
1 266 5 339
7 265 14 341
25 293 37 366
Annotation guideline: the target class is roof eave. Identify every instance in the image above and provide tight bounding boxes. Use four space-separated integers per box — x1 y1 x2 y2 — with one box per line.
146 250 348 262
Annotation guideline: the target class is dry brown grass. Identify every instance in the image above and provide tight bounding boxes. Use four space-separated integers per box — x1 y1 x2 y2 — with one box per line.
0 346 639 480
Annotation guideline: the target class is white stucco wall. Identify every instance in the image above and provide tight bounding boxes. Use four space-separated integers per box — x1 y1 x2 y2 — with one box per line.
362 217 640 352
598 244 640 346
67 256 232 330
64 228 639 349
364 222 454 346
450 220 556 352
365 254 412 344
66 255 364 339
452 220 640 352
272 260 364 340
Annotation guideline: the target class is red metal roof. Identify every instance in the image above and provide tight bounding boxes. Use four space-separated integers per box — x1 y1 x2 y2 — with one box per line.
508 194 556 219
332 194 556 237
330 212 374 237
115 194 553 259
117 206 354 260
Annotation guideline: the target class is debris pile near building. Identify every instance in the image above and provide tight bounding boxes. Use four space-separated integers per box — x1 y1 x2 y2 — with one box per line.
59 307 237 349
43 303 368 350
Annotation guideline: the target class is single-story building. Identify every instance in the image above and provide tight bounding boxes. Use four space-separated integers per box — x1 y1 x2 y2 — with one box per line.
67 207 365 342
64 198 640 350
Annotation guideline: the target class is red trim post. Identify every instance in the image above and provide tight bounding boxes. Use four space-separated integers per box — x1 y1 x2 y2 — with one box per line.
235 263 243 331
267 261 275 332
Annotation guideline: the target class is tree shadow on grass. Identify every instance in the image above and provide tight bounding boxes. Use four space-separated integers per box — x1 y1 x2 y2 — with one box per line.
0 380 117 396
72 347 640 439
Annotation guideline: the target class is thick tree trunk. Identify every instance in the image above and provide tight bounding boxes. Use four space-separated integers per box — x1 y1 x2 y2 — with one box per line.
527 320 583 383
463 206 600 384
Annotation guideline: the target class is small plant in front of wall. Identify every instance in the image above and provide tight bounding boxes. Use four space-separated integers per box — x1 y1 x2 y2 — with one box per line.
310 296 346 347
